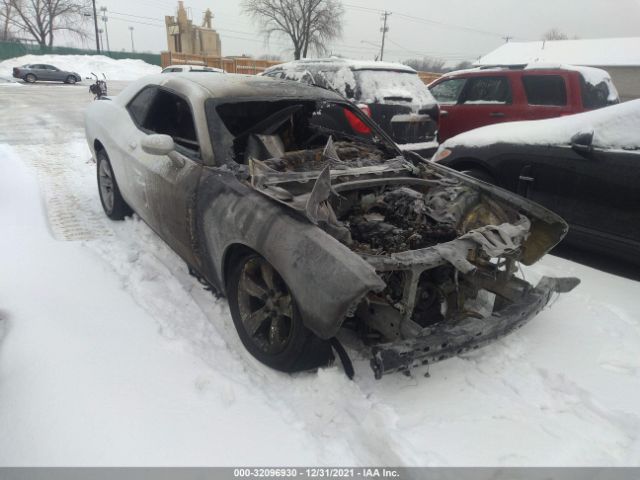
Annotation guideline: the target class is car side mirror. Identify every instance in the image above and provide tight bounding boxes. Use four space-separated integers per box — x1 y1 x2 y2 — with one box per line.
571 131 594 155
141 134 175 156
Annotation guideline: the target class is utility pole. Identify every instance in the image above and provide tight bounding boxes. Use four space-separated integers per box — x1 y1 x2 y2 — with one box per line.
100 6 110 53
380 11 391 61
91 0 100 53
129 26 135 52
502 35 513 43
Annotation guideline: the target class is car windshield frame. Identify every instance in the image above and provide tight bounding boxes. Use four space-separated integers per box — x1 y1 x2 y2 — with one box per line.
204 96 401 167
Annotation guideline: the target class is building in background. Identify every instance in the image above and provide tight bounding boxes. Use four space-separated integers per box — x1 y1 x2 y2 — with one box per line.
165 1 222 58
477 37 640 101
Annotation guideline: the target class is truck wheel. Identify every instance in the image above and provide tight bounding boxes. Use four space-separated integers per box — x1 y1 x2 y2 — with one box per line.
97 149 132 220
24 74 36 83
227 252 333 373
461 168 495 185
65 75 77 84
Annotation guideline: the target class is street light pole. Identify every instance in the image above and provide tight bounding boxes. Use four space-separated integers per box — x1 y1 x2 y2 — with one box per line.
91 0 100 53
100 6 110 53
129 26 135 52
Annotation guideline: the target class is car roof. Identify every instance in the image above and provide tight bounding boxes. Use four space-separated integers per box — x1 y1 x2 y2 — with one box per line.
127 73 343 102
264 58 417 74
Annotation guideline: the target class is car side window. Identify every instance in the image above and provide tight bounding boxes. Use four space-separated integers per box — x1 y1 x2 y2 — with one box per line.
143 89 200 156
430 78 467 104
460 76 512 104
522 75 567 106
127 86 158 127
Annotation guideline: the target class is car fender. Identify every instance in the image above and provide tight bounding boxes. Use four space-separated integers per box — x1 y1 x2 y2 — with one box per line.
196 170 386 339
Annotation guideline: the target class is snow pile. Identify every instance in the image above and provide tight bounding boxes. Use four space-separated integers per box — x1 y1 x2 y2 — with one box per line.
442 99 640 150
0 54 161 81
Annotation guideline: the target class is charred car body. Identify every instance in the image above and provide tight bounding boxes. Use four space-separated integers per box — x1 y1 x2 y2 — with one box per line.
85 74 578 378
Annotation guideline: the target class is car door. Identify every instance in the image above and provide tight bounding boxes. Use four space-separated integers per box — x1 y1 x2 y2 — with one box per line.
31 64 49 80
453 75 515 137
40 65 58 81
519 73 575 120
429 77 467 141
124 87 203 265
508 145 640 252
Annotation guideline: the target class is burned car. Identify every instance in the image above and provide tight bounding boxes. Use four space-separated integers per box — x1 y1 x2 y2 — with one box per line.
85 74 579 378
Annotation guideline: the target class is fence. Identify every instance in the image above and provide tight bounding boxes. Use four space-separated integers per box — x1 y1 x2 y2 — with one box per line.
162 51 442 84
0 40 161 65
161 51 280 75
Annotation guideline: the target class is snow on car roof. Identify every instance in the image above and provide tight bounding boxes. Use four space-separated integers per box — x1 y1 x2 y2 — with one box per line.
265 58 417 73
442 99 640 151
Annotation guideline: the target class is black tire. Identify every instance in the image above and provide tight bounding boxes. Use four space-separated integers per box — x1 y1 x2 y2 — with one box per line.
461 168 495 185
65 75 77 84
97 149 132 220
227 252 333 373
24 74 36 83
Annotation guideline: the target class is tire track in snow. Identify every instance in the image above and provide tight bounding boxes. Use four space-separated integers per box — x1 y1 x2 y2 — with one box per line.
15 142 113 241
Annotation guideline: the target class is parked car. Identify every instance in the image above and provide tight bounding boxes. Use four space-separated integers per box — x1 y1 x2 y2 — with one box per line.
85 74 578 378
161 64 225 74
428 64 619 142
262 58 440 157
433 99 640 262
12 64 82 84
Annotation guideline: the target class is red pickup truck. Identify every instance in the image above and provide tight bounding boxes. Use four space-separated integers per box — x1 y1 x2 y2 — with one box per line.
428 64 619 142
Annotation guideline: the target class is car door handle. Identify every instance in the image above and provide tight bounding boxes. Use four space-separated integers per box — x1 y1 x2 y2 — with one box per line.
490 112 505 118
440 110 449 117
519 175 535 182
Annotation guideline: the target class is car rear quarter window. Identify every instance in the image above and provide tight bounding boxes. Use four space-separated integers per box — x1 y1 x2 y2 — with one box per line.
430 78 467 104
522 75 567 106
461 76 512 104
127 86 158 127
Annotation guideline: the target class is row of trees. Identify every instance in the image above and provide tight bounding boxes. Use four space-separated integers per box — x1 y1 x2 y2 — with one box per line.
0 0 88 46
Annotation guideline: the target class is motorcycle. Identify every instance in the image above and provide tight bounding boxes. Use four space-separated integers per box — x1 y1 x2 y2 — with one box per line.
88 72 108 100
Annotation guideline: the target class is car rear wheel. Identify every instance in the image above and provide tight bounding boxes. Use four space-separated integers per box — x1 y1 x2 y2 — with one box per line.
24 74 36 83
65 75 77 84
227 252 333 373
461 168 495 185
97 149 132 220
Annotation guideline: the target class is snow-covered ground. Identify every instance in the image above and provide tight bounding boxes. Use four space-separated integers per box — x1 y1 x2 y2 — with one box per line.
0 81 639 466
0 54 161 82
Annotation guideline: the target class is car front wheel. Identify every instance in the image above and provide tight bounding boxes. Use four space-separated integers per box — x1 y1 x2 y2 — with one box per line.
227 252 333 373
97 149 132 220
65 75 77 84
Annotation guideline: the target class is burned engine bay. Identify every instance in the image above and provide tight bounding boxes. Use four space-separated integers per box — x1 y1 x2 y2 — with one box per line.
229 100 579 377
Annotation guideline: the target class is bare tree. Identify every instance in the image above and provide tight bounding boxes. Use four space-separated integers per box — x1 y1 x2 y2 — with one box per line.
542 28 569 41
1 1 14 40
241 0 344 60
0 0 89 47
404 56 447 73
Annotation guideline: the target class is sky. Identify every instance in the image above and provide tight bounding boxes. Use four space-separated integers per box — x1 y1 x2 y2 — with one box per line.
64 0 640 66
